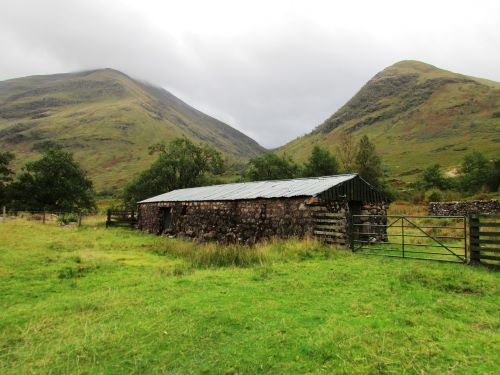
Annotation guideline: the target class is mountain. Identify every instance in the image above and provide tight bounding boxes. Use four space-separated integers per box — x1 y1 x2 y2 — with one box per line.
280 61 500 183
0 69 265 192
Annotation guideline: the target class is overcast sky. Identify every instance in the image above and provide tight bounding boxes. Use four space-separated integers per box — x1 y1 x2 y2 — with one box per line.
1 0 499 148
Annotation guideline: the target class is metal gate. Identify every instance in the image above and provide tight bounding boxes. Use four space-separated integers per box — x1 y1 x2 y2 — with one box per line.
350 215 467 263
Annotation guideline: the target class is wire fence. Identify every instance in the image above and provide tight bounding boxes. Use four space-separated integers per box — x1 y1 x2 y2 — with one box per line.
0 209 105 227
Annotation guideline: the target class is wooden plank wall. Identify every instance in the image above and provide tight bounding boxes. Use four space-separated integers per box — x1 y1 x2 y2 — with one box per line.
313 212 347 246
470 214 500 267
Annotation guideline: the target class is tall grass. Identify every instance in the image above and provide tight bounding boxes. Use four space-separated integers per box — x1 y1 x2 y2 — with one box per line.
153 237 337 268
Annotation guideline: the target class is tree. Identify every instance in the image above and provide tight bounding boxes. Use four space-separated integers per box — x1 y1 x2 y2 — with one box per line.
246 153 299 181
355 135 383 188
336 130 358 172
458 151 498 194
302 146 339 177
7 148 95 211
123 138 224 208
422 164 450 190
0 151 15 205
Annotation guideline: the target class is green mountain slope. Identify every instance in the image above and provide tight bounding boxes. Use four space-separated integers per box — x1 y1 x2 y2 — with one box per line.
281 61 500 182
0 69 265 192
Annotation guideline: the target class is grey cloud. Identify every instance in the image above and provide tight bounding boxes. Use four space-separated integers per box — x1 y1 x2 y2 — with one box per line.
1 0 499 148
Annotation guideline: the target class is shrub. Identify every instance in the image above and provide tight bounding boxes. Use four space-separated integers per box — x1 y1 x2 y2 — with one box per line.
427 189 443 202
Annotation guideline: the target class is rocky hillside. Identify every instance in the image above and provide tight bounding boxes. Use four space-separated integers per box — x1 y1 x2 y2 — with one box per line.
0 69 265 192
281 61 500 183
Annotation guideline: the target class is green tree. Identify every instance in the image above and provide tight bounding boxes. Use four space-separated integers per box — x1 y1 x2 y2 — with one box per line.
7 148 95 211
459 151 498 193
302 146 339 177
123 138 224 208
336 130 358 172
422 164 450 190
0 151 15 205
355 135 383 188
245 153 299 181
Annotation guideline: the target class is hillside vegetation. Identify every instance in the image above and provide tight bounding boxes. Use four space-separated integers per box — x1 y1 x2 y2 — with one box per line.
0 69 265 192
1 218 499 373
281 61 500 183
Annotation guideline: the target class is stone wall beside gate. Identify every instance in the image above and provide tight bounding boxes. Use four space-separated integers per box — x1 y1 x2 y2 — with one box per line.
428 200 500 216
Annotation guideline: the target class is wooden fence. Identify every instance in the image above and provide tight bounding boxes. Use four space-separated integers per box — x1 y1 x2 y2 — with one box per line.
106 210 137 228
469 214 500 267
313 212 347 245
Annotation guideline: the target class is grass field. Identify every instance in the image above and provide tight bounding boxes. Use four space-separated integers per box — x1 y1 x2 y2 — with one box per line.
0 218 499 374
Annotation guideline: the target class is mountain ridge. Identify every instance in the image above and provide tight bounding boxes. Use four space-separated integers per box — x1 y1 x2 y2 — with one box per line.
0 68 265 192
280 60 500 182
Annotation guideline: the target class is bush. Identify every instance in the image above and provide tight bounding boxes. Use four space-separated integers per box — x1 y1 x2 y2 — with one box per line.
427 189 443 202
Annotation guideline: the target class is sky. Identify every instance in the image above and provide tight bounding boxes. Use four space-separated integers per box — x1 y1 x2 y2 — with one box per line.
1 0 499 148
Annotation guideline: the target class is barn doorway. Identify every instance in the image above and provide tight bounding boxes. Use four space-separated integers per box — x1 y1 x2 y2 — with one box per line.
159 207 172 233
348 201 362 217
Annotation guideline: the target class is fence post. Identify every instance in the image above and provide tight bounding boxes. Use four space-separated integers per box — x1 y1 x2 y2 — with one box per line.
348 212 354 251
42 211 46 224
469 215 480 264
78 211 82 227
401 217 405 258
2 206 5 221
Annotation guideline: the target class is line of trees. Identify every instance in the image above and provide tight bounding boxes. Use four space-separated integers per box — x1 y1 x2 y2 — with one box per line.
1 135 390 211
246 133 386 190
122 134 391 208
2 135 496 212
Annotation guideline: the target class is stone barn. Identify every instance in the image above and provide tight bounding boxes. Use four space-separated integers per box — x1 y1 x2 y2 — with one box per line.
137 174 387 246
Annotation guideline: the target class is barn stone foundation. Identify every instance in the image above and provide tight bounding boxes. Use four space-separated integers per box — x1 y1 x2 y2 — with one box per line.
428 200 500 216
137 197 388 247
138 197 316 245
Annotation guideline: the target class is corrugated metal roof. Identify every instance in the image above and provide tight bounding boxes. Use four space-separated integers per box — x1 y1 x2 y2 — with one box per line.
138 174 358 203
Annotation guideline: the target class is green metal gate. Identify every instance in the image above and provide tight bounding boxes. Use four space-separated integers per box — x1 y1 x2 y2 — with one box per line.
350 215 467 263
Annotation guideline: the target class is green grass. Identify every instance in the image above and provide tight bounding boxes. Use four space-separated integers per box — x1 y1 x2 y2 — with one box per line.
0 219 499 374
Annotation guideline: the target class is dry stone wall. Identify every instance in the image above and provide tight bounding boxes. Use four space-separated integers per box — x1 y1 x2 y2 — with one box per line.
138 197 319 245
428 200 500 216
357 203 389 242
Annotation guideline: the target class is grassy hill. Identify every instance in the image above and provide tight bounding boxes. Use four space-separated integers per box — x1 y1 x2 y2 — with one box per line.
0 69 265 192
280 61 500 183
